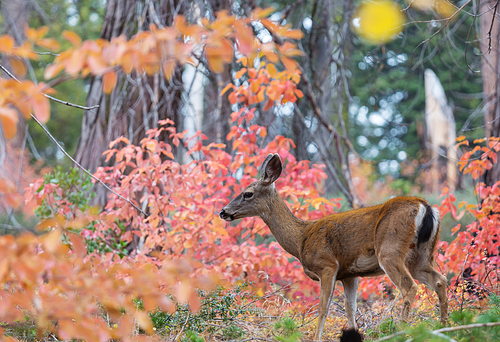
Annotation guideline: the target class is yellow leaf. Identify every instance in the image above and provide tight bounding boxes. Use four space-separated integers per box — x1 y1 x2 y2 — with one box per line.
62 30 82 47
102 71 117 94
456 135 466 142
267 63 277 78
0 107 18 139
353 0 405 44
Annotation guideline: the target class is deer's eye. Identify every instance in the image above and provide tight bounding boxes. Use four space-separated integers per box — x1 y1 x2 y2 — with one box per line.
243 192 253 199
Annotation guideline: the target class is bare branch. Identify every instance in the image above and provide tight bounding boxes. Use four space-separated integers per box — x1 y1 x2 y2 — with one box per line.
0 64 100 111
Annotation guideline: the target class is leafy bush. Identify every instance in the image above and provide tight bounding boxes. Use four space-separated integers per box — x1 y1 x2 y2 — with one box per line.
274 316 301 342
151 283 256 339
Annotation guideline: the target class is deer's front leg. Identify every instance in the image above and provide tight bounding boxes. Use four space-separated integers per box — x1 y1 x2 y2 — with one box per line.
313 266 338 341
342 277 359 329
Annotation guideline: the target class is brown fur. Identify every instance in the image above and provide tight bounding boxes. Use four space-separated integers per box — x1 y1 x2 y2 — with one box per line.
220 154 448 341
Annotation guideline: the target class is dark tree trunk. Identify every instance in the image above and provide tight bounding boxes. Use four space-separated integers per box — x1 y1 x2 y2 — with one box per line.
480 0 500 186
74 0 186 205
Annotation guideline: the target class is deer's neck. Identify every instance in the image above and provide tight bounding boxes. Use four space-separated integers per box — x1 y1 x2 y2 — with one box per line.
259 188 307 259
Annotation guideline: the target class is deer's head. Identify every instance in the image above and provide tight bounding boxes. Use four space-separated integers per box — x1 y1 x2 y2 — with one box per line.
220 153 282 221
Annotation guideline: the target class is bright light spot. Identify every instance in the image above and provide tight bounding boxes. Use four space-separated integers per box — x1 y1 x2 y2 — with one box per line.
374 128 384 137
303 17 313 30
307 143 318 154
369 113 385 126
68 15 79 27
357 136 369 147
235 168 243 181
389 160 400 172
90 13 99 22
378 138 388 148
398 151 407 160
352 17 361 28
357 106 369 124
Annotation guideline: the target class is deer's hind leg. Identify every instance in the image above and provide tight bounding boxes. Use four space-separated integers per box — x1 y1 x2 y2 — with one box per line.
411 265 448 325
377 245 418 323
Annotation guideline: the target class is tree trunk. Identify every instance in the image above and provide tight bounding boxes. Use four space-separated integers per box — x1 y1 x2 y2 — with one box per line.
480 0 500 186
74 0 186 205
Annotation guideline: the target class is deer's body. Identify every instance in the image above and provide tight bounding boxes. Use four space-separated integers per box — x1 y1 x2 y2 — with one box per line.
220 154 448 341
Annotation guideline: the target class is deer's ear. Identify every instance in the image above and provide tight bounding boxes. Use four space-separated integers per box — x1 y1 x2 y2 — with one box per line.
261 153 282 185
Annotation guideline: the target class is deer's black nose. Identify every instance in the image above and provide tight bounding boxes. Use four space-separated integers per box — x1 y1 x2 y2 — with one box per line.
219 209 233 221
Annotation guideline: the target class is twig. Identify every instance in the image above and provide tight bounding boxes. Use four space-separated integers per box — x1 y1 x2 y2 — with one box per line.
173 312 190 341
0 64 99 111
434 321 500 333
242 282 298 309
487 0 500 53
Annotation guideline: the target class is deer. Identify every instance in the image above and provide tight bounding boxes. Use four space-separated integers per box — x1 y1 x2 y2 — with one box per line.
219 153 448 341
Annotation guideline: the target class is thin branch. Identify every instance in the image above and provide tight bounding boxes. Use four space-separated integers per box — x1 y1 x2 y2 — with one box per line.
0 64 99 111
487 0 500 53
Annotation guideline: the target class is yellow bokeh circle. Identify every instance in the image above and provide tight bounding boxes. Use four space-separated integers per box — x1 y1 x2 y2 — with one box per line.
353 0 405 44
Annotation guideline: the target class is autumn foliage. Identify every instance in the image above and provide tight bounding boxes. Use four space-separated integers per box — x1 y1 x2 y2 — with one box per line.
1 6 500 342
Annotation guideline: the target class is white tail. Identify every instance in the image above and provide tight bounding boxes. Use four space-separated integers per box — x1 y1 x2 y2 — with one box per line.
220 154 448 341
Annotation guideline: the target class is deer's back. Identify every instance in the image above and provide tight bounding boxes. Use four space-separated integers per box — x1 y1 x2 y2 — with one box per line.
299 196 426 280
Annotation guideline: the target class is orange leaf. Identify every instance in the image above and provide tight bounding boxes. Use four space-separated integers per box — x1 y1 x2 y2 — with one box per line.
252 7 275 19
30 94 50 123
44 63 65 79
9 58 26 77
68 233 86 258
263 99 274 111
135 311 153 334
235 68 247 79
0 107 19 139
0 35 15 54
283 29 304 40
62 30 82 47
102 71 117 94
220 83 234 96
235 21 254 55
36 38 60 51
42 229 62 255
66 50 86 75
87 56 108 75
162 59 176 80
267 63 277 78
456 135 466 142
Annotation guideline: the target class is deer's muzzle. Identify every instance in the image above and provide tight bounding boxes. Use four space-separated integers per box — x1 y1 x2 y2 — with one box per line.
219 209 234 221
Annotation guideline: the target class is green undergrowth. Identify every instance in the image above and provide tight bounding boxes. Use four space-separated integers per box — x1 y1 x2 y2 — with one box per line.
365 295 500 341
150 283 259 340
